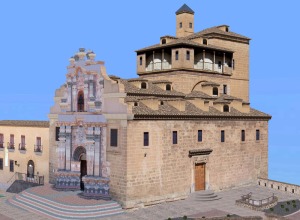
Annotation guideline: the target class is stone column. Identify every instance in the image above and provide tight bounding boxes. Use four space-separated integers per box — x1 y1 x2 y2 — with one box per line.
202 50 205 69
100 127 110 178
86 142 95 176
89 75 94 100
94 127 101 176
67 82 73 111
58 126 66 170
152 51 155 70
84 76 89 111
213 51 215 72
161 49 164 70
223 53 226 73
72 82 77 111
65 126 72 171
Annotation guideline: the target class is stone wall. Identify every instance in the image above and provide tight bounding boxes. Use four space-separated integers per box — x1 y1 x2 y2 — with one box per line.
122 119 268 208
258 178 300 195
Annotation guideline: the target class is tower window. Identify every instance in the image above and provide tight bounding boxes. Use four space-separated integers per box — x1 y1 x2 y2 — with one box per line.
77 90 84 112
139 57 143 66
179 22 182 28
213 87 218 96
198 130 202 142
160 101 164 105
221 130 225 142
186 51 190 60
223 85 227 94
175 51 179 60
144 132 149 146
256 130 260 141
166 84 171 91
223 105 229 112
173 131 178 145
226 27 229 32
162 39 166 44
241 130 245 141
110 129 118 147
203 39 207 45
141 82 147 89
189 22 192 28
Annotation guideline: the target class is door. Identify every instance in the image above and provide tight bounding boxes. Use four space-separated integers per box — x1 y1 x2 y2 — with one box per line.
195 163 205 191
80 160 87 190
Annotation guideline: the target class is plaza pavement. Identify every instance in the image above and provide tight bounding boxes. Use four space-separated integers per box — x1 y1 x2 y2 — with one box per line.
1 184 300 220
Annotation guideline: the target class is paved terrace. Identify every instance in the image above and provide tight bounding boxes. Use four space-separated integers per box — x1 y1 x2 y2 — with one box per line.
1 184 300 220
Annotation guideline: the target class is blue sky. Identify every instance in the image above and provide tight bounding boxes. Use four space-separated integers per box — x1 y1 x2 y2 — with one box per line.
0 1 299 185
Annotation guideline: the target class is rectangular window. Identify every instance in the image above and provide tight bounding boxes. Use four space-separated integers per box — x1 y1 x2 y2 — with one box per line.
0 134 3 148
55 127 60 141
10 160 14 172
144 132 149 146
35 137 42 152
10 134 14 148
175 51 179 60
139 56 142 66
179 22 182 28
223 85 227 94
256 129 260 141
20 135 26 150
198 130 202 142
0 158 3 170
189 22 192 28
173 131 178 145
241 130 245 142
110 129 118 147
221 130 225 142
186 51 190 60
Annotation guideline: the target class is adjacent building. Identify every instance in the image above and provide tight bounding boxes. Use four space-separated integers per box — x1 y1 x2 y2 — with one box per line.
49 4 271 208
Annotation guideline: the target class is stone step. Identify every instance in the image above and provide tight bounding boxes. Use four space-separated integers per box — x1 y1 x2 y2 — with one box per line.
7 188 124 219
190 190 222 201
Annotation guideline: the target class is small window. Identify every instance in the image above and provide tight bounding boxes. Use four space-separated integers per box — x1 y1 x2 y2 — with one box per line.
134 102 138 106
278 186 280 190
173 131 178 145
256 130 260 141
198 130 202 142
203 39 207 45
221 130 225 142
55 127 60 141
175 51 179 60
189 22 192 28
166 84 171 91
218 61 222 69
179 22 182 28
241 130 245 142
213 87 218 96
35 137 42 152
226 27 229 32
162 39 166 44
186 51 190 60
160 101 164 105
144 132 149 146
223 85 227 94
139 57 143 66
20 135 26 150
292 189 295 193
141 82 147 89
10 160 14 172
223 105 229 112
10 134 14 148
0 134 3 148
0 158 3 170
110 129 118 147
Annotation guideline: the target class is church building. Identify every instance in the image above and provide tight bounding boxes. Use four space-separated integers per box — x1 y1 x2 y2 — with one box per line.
49 4 271 208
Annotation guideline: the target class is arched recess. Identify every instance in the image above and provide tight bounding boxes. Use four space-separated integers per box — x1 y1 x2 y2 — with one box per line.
77 90 84 112
191 81 208 92
27 160 35 178
73 146 86 161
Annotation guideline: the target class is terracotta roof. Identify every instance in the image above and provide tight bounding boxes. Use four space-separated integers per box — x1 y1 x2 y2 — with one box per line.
127 78 148 82
201 81 220 87
120 80 185 97
0 120 49 128
185 91 214 99
186 26 251 41
213 94 242 104
176 4 194 15
136 38 234 53
160 35 178 39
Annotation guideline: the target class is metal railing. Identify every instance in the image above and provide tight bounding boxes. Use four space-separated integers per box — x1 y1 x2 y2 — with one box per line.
34 144 43 152
238 192 277 207
7 142 15 150
7 172 44 185
0 142 4 148
194 62 233 74
19 143 26 151
146 61 172 71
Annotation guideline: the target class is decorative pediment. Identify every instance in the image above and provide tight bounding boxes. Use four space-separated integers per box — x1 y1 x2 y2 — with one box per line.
188 148 213 157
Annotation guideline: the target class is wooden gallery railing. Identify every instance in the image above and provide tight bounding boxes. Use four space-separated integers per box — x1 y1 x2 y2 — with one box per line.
236 192 278 211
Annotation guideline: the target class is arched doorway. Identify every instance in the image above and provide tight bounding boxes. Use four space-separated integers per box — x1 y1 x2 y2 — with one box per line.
73 146 87 190
27 160 34 178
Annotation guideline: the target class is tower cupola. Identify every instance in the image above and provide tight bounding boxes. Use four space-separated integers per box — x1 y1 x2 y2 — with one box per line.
176 4 195 38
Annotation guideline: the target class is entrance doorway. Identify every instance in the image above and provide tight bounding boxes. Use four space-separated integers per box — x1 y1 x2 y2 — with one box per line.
27 160 34 178
80 155 87 191
195 163 205 191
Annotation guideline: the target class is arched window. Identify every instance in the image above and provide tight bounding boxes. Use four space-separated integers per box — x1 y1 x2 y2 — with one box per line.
203 39 207 45
141 82 147 89
27 160 34 178
162 39 166 44
223 105 229 112
166 84 171 91
77 91 84 112
213 87 218 96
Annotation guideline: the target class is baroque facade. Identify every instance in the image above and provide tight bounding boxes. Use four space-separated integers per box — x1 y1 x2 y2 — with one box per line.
49 4 271 208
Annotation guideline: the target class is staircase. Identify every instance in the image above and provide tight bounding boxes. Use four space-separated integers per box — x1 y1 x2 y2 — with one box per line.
190 190 222 201
6 180 40 193
7 186 123 219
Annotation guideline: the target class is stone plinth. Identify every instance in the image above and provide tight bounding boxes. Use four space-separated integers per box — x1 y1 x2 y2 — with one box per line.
54 170 81 191
79 176 111 200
